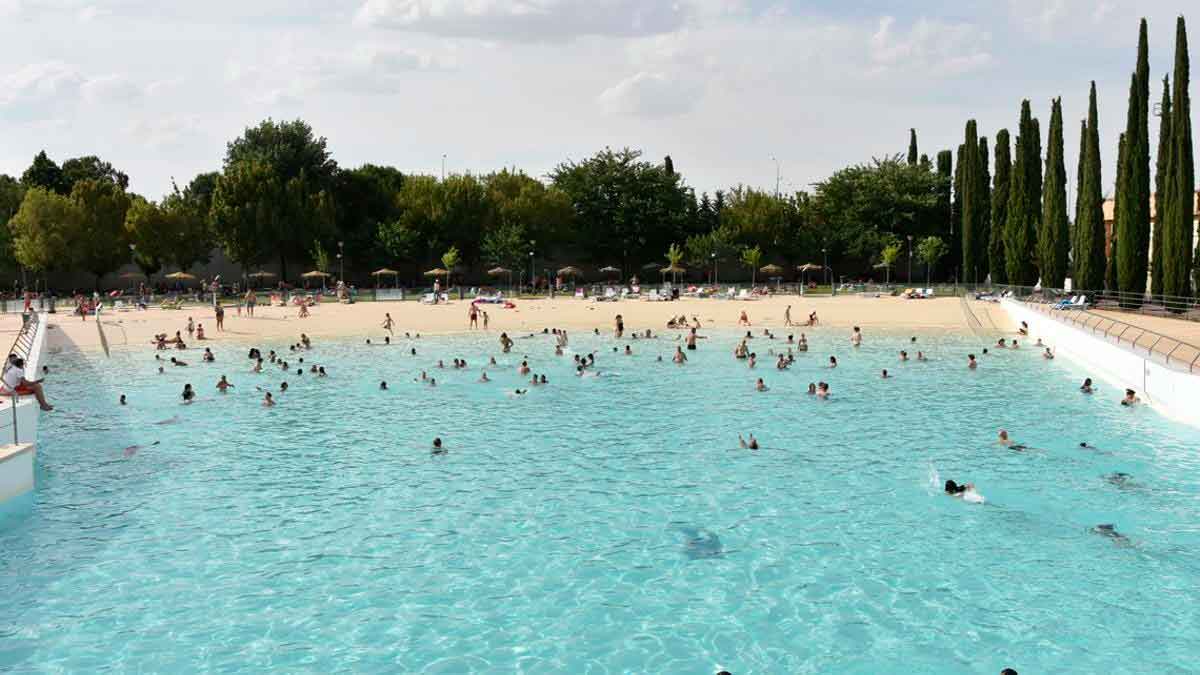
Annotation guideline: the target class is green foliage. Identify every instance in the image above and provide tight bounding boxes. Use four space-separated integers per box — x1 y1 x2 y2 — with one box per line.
683 226 738 270
21 151 66 194
70 178 132 282
960 121 984 283
1076 82 1107 292
441 246 461 273
8 187 82 272
124 197 172 277
1163 16 1194 300
990 130 1011 283
1005 100 1042 285
1116 62 1150 302
62 155 129 192
916 235 949 284
1039 98 1069 288
1152 76 1171 296
311 240 331 272
481 221 528 271
665 242 684 267
880 239 902 267
907 129 918 166
740 245 763 286
550 148 692 269
811 155 946 266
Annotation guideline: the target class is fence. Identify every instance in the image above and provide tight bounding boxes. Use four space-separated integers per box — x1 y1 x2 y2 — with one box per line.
992 284 1200 321
1015 293 1200 374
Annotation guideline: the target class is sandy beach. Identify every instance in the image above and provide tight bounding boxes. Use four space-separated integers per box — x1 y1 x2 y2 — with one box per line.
0 294 1017 355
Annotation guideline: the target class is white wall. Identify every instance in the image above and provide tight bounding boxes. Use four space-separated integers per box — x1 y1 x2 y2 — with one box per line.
0 443 34 502
1002 300 1200 428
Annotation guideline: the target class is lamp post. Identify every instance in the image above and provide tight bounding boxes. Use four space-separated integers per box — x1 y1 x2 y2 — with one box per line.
822 248 828 287
907 235 913 283
711 252 717 287
441 154 446 181
338 241 345 284
771 156 780 197
528 248 535 295
128 243 136 296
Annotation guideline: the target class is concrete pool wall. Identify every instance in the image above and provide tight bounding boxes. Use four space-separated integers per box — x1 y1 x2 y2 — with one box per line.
1002 299 1200 428
0 312 50 504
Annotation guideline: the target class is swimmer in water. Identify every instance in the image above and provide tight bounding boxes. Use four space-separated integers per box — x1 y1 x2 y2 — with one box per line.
673 347 687 364
816 382 829 399
119 394 127 405
1091 523 1129 544
828 355 837 368
513 389 527 395
881 369 890 379
807 382 816 395
216 375 233 392
738 433 759 450
479 371 490 382
851 326 862 346
967 353 978 369
997 429 1012 446
1080 377 1093 394
519 360 530 375
1121 388 1140 406
432 437 445 454
1043 347 1054 359
380 381 388 390
917 351 926 361
899 350 908 361
181 383 195 403
996 338 1007 349
755 378 768 392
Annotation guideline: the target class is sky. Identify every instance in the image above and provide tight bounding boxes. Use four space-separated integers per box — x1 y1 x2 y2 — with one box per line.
0 0 1195 202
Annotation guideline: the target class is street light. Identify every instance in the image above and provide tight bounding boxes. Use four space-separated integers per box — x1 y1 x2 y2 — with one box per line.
528 250 534 294
771 156 780 197
907 234 913 283
711 252 717 287
822 247 828 287
338 240 345 283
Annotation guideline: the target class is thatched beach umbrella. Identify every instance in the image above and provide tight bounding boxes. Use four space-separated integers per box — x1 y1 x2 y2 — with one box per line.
557 266 583 277
164 271 196 281
301 270 331 289
760 264 783 275
797 263 824 286
119 271 145 280
872 261 893 285
599 265 620 275
371 268 399 289
487 266 513 292
661 263 686 286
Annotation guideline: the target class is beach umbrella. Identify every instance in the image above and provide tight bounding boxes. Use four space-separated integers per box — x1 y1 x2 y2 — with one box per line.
118 271 145 280
424 268 449 277
371 268 400 289
872 261 893 285
487 267 511 276
641 262 661 271
164 271 197 282
557 266 583 277
599 265 620 277
760 264 783 275
661 263 686 287
796 263 824 286
301 270 330 278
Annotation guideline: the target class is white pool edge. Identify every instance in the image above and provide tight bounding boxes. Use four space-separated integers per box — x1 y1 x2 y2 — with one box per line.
0 312 50 504
1001 299 1200 429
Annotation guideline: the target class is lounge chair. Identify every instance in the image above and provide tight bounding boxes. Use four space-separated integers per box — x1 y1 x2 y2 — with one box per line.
1062 295 1089 310
159 298 183 310
1053 295 1078 309
924 288 934 298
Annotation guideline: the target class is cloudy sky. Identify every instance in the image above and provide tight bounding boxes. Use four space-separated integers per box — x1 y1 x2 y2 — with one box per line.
0 0 1194 201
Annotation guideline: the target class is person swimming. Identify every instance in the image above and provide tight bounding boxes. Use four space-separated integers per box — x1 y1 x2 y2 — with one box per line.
1080 377 1093 393
881 369 890 379
738 433 759 450
828 355 837 368
755 378 768 392
850 326 862 346
181 383 195 403
899 350 908 361
967 353 978 369
806 382 816 395
816 382 829 399
263 391 275 407
1043 347 1054 359
380 380 388 390
479 371 490 382
1121 389 1140 406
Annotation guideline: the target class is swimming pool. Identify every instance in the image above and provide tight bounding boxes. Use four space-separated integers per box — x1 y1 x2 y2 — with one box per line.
2 327 1197 673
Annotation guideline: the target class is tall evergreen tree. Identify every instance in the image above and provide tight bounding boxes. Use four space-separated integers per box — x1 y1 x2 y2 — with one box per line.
1152 76 1171 297
1073 118 1086 272
990 130 1011 283
952 144 965 279
1163 16 1194 300
978 136 992 280
908 129 919 166
1076 82 1107 291
1116 21 1151 304
936 150 953 276
961 122 983 282
1039 97 1070 288
1005 100 1041 285
1109 133 1125 291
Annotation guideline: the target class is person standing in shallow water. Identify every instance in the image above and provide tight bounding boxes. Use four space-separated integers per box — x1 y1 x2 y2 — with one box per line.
614 314 624 338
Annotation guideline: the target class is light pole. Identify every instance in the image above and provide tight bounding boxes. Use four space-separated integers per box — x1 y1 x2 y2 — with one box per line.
338 241 344 284
528 250 534 295
128 243 136 296
771 156 780 197
907 235 913 283
441 154 446 181
822 247 828 287
711 252 717 287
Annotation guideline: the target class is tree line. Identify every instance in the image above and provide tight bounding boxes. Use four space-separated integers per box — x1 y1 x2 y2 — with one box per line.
942 15 1195 303
1 16 1189 295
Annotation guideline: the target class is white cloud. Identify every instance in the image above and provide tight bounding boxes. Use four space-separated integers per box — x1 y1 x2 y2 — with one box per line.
76 4 109 22
354 0 690 41
0 61 85 113
125 114 203 149
869 16 992 77
81 74 142 103
597 71 700 118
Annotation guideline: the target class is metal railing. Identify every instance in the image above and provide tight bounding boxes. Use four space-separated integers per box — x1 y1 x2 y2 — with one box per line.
1015 292 1200 374
993 284 1200 321
1 311 41 443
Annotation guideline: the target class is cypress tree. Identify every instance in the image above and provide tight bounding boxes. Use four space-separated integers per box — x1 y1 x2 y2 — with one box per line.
990 130 1011 283
908 129 919 166
961 122 981 283
1152 76 1171 298
1117 21 1151 305
919 153 930 169
1005 100 1041 285
1163 16 1194 300
1039 97 1069 288
1073 118 1086 275
952 144 965 278
1109 133 1125 291
1076 82 1107 291
937 150 953 276
978 135 992 280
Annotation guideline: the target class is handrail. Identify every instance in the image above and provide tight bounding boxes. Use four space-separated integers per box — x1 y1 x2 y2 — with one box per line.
1 311 40 443
993 283 1200 321
1013 292 1200 374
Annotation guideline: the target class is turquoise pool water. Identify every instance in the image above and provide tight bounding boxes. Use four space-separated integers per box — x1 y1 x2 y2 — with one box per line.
2 327 1198 673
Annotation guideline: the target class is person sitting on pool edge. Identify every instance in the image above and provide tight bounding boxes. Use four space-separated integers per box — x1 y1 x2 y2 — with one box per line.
1 356 53 410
